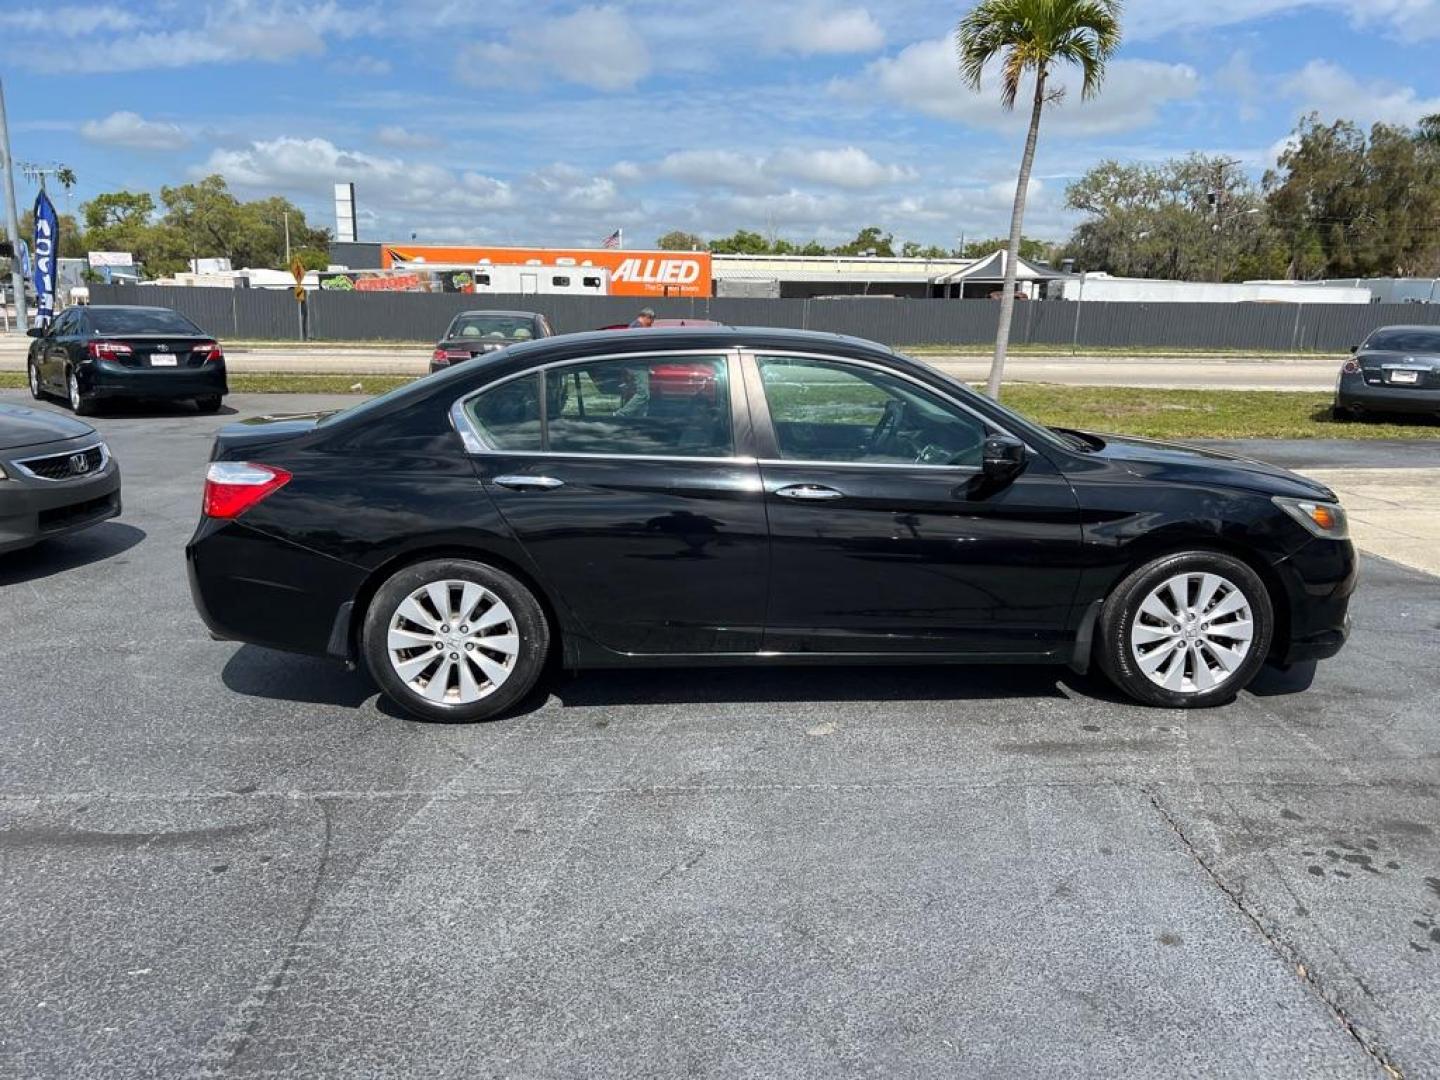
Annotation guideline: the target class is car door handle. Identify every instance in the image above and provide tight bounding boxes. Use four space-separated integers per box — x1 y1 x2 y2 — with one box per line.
492 475 565 491
774 484 845 501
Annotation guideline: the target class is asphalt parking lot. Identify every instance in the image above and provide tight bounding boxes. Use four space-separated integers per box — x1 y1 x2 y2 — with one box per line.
2 391 1438 1079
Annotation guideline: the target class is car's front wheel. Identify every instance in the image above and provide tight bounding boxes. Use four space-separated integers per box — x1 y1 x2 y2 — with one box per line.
1098 551 1273 708
362 558 550 723
27 361 44 401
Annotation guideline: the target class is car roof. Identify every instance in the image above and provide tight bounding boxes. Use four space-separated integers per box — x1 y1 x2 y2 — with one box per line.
1369 325 1440 333
491 325 899 366
450 309 544 319
83 305 179 313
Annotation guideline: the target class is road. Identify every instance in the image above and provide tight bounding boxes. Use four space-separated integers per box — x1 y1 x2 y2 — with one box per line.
1 392 1438 1078
0 333 1347 390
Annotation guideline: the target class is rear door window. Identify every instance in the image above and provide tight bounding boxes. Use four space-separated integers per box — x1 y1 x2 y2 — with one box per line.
547 355 732 458
464 373 543 451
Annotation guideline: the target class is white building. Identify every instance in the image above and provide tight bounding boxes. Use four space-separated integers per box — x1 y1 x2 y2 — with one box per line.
1050 273 1371 305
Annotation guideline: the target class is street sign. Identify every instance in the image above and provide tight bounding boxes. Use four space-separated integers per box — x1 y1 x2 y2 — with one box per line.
294 285 306 302
290 256 305 285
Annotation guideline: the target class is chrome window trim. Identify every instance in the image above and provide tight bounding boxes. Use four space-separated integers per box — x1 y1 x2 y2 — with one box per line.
744 348 1034 470
12 441 111 482
449 348 751 463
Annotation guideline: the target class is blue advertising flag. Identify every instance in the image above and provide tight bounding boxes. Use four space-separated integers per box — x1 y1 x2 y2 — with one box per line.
31 190 59 324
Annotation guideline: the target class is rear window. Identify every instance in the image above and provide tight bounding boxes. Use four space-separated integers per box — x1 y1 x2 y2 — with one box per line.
1364 328 1440 352
87 308 203 335
446 315 538 342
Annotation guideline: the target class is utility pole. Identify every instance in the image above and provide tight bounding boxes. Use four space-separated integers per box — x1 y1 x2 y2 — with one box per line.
283 211 291 263
1210 157 1241 284
0 77 28 333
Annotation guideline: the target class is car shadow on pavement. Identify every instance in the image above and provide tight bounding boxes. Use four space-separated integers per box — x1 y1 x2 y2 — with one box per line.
221 644 376 708
86 400 240 419
0 522 146 586
551 663 1084 708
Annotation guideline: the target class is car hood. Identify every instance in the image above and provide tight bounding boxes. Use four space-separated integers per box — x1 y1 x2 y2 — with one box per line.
0 402 95 452
1080 432 1337 500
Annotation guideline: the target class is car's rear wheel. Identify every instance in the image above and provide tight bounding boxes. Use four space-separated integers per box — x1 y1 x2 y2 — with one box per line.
195 395 223 414
27 361 44 400
1331 403 1354 422
67 368 97 416
1098 551 1273 708
362 558 550 723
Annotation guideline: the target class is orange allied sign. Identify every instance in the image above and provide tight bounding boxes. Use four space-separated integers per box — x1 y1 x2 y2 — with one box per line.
379 244 712 298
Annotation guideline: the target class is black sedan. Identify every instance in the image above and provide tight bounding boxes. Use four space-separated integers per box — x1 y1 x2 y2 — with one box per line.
0 401 121 554
430 309 554 373
1335 324 1440 420
188 327 1355 722
28 305 229 415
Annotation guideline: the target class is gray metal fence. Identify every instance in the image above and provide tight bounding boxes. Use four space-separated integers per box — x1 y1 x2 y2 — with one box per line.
88 283 1440 352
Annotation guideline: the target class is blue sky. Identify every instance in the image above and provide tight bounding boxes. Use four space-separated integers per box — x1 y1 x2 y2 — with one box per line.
3 0 1440 249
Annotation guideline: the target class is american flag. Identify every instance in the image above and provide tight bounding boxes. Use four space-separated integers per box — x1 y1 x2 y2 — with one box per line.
601 228 622 249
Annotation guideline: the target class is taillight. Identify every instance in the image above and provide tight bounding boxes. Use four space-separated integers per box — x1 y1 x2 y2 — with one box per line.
203 462 292 519
87 340 133 360
195 341 224 363
1341 359 1359 374
431 347 450 366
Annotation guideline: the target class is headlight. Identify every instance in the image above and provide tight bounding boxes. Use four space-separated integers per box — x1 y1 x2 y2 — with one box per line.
1274 496 1348 540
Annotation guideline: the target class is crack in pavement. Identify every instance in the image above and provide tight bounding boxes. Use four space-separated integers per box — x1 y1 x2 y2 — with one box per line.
1147 788 1404 1080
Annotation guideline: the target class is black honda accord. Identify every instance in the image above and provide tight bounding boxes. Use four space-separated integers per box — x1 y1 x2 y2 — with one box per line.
187 327 1355 722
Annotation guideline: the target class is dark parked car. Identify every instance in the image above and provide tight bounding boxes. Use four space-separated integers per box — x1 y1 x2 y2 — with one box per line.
188 327 1354 723
27 305 229 415
430 310 553 373
1335 325 1440 420
0 402 121 554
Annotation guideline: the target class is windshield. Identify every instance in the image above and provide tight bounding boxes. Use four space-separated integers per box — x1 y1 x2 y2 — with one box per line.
445 315 537 342
1364 328 1440 353
88 308 204 335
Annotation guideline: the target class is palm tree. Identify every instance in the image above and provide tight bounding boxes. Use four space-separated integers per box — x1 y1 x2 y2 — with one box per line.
957 0 1122 398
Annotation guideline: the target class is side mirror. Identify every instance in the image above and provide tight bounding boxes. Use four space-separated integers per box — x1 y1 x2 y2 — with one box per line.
982 433 1027 482
1349 345 1358 354
26 327 44 338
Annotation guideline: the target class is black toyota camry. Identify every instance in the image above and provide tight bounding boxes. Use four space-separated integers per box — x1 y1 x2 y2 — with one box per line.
27 305 229 415
187 327 1355 723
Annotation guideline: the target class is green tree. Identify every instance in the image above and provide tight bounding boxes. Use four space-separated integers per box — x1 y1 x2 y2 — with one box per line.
1264 114 1440 278
708 229 774 254
957 0 1122 399
656 230 706 250
1063 155 1283 281
960 235 1051 261
19 210 86 258
832 226 895 257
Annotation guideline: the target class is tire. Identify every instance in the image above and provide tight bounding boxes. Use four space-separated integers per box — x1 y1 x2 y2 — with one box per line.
27 361 44 401
1097 551 1273 709
67 368 97 416
362 558 550 723
195 395 223 414
1331 404 1354 422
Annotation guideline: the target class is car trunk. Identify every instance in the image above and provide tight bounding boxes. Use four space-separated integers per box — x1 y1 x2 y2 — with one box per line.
1357 349 1440 389
104 334 214 370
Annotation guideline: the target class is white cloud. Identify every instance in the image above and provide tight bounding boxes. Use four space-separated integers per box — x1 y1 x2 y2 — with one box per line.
1282 59 1440 128
198 137 515 214
455 5 650 92
767 146 915 188
1124 0 1440 41
778 5 885 54
0 5 138 35
79 111 189 151
853 39 1200 136
374 125 443 150
659 146 913 193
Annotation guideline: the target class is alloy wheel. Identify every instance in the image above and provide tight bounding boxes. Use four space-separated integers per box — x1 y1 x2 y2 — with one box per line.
29 363 40 397
386 579 520 704
68 371 82 410
1129 571 1254 695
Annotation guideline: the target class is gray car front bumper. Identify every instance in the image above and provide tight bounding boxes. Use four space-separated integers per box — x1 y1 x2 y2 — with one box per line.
0 435 122 555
